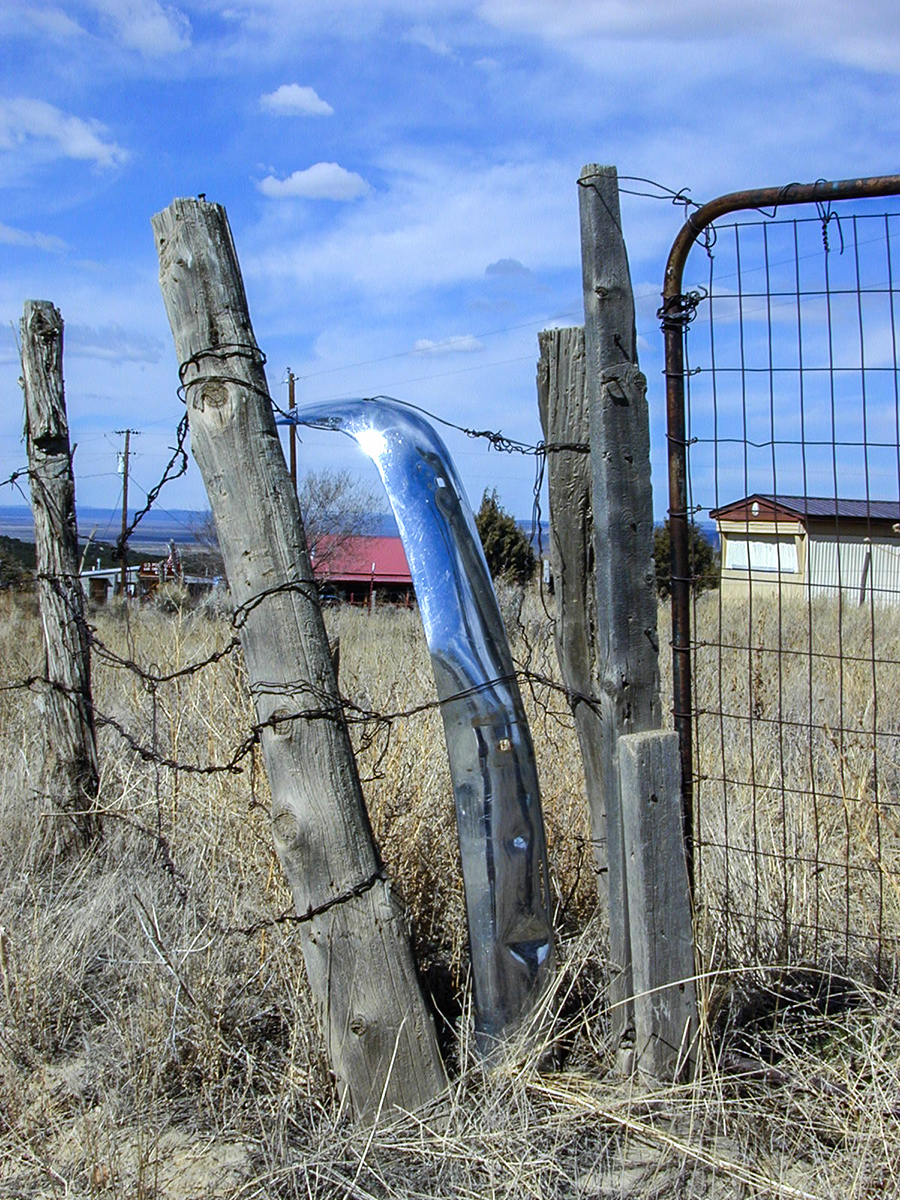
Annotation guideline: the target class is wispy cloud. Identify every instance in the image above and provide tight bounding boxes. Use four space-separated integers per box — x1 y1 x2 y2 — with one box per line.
413 334 485 355
486 258 534 279
66 322 163 363
0 3 86 41
0 98 128 167
258 162 370 200
87 0 191 56
479 0 900 73
404 24 454 58
260 83 334 116
0 222 66 252
250 155 576 299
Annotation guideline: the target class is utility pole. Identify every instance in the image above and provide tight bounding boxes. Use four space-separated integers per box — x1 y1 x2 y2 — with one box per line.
116 429 140 598
287 369 297 490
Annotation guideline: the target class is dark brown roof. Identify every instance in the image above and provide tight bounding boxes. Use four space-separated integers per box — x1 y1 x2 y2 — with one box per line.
710 493 900 523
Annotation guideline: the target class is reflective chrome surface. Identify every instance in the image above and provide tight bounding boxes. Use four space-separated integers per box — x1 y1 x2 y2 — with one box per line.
279 397 554 1051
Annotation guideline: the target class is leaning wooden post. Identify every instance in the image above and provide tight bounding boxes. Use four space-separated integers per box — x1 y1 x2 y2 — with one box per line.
578 164 663 1058
21 300 101 851
152 199 445 1120
536 327 608 893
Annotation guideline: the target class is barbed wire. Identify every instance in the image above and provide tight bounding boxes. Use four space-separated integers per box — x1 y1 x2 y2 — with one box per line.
112 413 190 563
43 585 583 729
3 636 595 777
271 391 589 460
0 465 34 508
0 562 594 932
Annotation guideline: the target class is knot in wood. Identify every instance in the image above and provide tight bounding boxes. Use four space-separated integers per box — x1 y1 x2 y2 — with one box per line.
272 810 298 843
270 707 294 737
349 1015 368 1036
198 380 229 411
600 363 647 409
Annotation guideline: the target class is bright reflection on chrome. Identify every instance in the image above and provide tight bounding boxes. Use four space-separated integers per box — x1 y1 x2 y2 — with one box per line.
278 396 555 1052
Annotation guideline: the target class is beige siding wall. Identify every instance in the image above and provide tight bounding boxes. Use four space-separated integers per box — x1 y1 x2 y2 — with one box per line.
807 534 900 605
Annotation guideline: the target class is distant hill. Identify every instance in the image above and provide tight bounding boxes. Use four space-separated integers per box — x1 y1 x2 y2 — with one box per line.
0 535 36 585
0 531 144 586
0 505 217 552
0 505 401 553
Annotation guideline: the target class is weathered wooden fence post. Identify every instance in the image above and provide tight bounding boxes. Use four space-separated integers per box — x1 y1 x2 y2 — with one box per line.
618 730 696 1078
579 162 661 1057
21 300 101 851
152 198 445 1120
536 326 607 892
538 165 697 1077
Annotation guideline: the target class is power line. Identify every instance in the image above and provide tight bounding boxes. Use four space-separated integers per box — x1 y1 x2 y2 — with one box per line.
288 306 585 384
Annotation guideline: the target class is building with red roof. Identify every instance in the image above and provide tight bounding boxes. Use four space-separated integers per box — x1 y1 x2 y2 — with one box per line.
311 534 414 608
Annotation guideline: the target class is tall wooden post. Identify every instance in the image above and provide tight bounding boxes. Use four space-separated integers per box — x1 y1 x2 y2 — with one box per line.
21 300 101 851
536 326 608 892
537 167 696 1078
578 163 661 1052
152 198 445 1121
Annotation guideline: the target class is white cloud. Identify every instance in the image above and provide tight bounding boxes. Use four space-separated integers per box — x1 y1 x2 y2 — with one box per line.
258 162 370 200
413 334 484 355
260 83 334 116
0 222 66 252
88 0 191 56
0 3 86 40
250 155 576 299
0 98 128 168
0 0 188 55
404 24 454 57
478 0 900 73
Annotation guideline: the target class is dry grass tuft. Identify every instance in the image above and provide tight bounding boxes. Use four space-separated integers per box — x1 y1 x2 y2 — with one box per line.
0 587 897 1197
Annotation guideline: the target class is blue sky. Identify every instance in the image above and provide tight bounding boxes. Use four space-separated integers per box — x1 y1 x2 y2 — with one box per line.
1 1 899 528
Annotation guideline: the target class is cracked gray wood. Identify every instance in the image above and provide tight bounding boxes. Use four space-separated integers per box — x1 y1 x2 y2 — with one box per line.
619 731 697 1079
152 198 445 1121
536 326 608 893
21 300 100 852
579 164 662 1053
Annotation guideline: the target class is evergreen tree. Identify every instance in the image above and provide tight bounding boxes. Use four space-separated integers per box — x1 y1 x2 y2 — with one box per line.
654 519 719 599
475 489 535 585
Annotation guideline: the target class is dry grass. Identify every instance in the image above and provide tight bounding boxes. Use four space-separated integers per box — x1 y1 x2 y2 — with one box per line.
0 585 898 1198
688 588 900 978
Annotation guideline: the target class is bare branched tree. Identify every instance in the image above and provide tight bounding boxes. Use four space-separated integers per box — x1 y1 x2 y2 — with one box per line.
191 468 382 583
188 510 225 575
300 468 381 577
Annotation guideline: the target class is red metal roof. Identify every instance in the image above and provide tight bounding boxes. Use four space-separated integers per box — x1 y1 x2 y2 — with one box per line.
311 535 412 585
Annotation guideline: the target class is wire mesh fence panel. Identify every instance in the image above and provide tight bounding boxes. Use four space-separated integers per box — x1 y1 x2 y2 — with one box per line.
677 205 900 982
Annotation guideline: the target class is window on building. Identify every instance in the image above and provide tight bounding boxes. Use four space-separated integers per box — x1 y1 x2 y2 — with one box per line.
726 536 798 573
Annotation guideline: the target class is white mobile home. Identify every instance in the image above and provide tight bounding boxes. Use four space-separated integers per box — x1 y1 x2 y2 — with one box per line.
710 494 900 605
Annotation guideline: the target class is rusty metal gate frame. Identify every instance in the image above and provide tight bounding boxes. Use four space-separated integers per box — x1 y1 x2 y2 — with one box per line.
660 173 900 892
